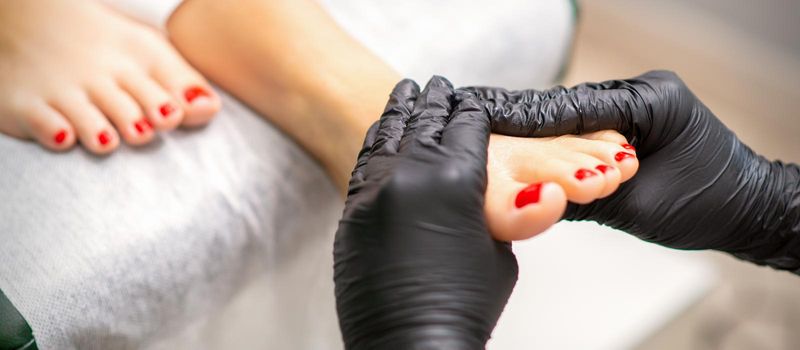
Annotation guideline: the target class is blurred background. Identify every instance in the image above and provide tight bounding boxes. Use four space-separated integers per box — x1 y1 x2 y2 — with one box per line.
565 0 800 349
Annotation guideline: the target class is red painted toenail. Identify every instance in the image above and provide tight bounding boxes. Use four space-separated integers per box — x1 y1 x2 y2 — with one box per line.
575 168 598 180
134 120 146 134
184 86 209 103
98 131 111 146
159 103 175 118
54 130 67 144
134 119 152 134
615 152 636 162
515 183 542 208
595 165 612 174
622 143 636 151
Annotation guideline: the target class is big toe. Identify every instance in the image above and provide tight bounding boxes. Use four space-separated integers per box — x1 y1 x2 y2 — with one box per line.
151 52 220 127
485 174 567 242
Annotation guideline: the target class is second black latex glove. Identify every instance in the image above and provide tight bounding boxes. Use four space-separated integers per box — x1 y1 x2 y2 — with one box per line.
334 77 517 349
462 71 800 272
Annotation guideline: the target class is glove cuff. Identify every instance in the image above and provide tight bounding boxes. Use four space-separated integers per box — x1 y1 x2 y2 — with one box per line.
732 160 800 274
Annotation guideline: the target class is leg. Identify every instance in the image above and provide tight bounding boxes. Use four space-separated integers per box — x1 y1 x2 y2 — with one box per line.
167 0 398 188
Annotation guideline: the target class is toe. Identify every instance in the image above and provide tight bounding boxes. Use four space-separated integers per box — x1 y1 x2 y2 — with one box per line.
579 130 639 181
485 173 567 241
612 149 639 182
52 90 120 154
582 130 630 145
5 99 77 151
88 79 155 146
553 136 639 182
518 156 607 204
117 70 184 131
594 163 622 198
150 53 220 127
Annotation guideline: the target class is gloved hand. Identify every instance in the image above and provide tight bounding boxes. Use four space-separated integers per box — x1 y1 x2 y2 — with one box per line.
462 70 800 273
334 77 518 349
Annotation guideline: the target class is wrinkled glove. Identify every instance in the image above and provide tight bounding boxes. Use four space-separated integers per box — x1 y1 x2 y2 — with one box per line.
334 77 518 349
462 70 800 273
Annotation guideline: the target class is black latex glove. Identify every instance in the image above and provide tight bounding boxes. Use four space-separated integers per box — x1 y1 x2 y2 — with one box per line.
462 70 800 273
334 77 518 349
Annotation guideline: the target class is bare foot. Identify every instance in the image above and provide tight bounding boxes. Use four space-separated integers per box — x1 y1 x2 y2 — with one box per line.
166 0 639 242
485 130 639 241
0 0 221 154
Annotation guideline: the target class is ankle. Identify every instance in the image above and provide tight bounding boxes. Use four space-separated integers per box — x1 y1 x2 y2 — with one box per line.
168 0 402 192
305 72 400 192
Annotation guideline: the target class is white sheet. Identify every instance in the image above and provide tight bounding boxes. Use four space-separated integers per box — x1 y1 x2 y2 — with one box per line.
0 1 713 349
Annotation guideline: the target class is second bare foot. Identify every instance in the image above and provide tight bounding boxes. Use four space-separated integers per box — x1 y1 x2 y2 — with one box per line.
0 0 221 154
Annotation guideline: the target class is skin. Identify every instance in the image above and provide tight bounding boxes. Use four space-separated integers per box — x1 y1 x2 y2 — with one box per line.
0 0 221 154
486 130 638 241
167 0 641 241
0 0 640 241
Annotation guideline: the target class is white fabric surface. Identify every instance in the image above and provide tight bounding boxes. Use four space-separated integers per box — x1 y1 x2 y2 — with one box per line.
7 1 723 349
99 0 182 32
0 89 343 349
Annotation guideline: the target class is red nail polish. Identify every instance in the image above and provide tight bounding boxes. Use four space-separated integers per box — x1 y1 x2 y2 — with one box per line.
622 143 636 151
54 130 67 144
595 164 612 174
184 86 209 103
98 131 111 146
515 183 542 208
159 103 175 118
615 152 636 162
134 119 153 134
575 168 598 180
134 120 146 134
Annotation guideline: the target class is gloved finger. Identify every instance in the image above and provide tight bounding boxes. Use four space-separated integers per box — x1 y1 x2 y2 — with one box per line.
487 83 645 140
399 76 454 152
441 92 490 165
370 79 420 157
463 82 622 137
486 71 677 140
481 95 578 137
348 121 381 192
459 84 571 104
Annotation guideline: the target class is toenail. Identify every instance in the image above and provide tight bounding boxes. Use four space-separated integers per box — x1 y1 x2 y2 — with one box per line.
134 119 150 134
159 103 176 118
622 143 636 151
54 130 67 144
615 152 636 162
184 86 210 103
98 131 111 146
595 165 613 174
515 183 542 208
575 168 598 180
